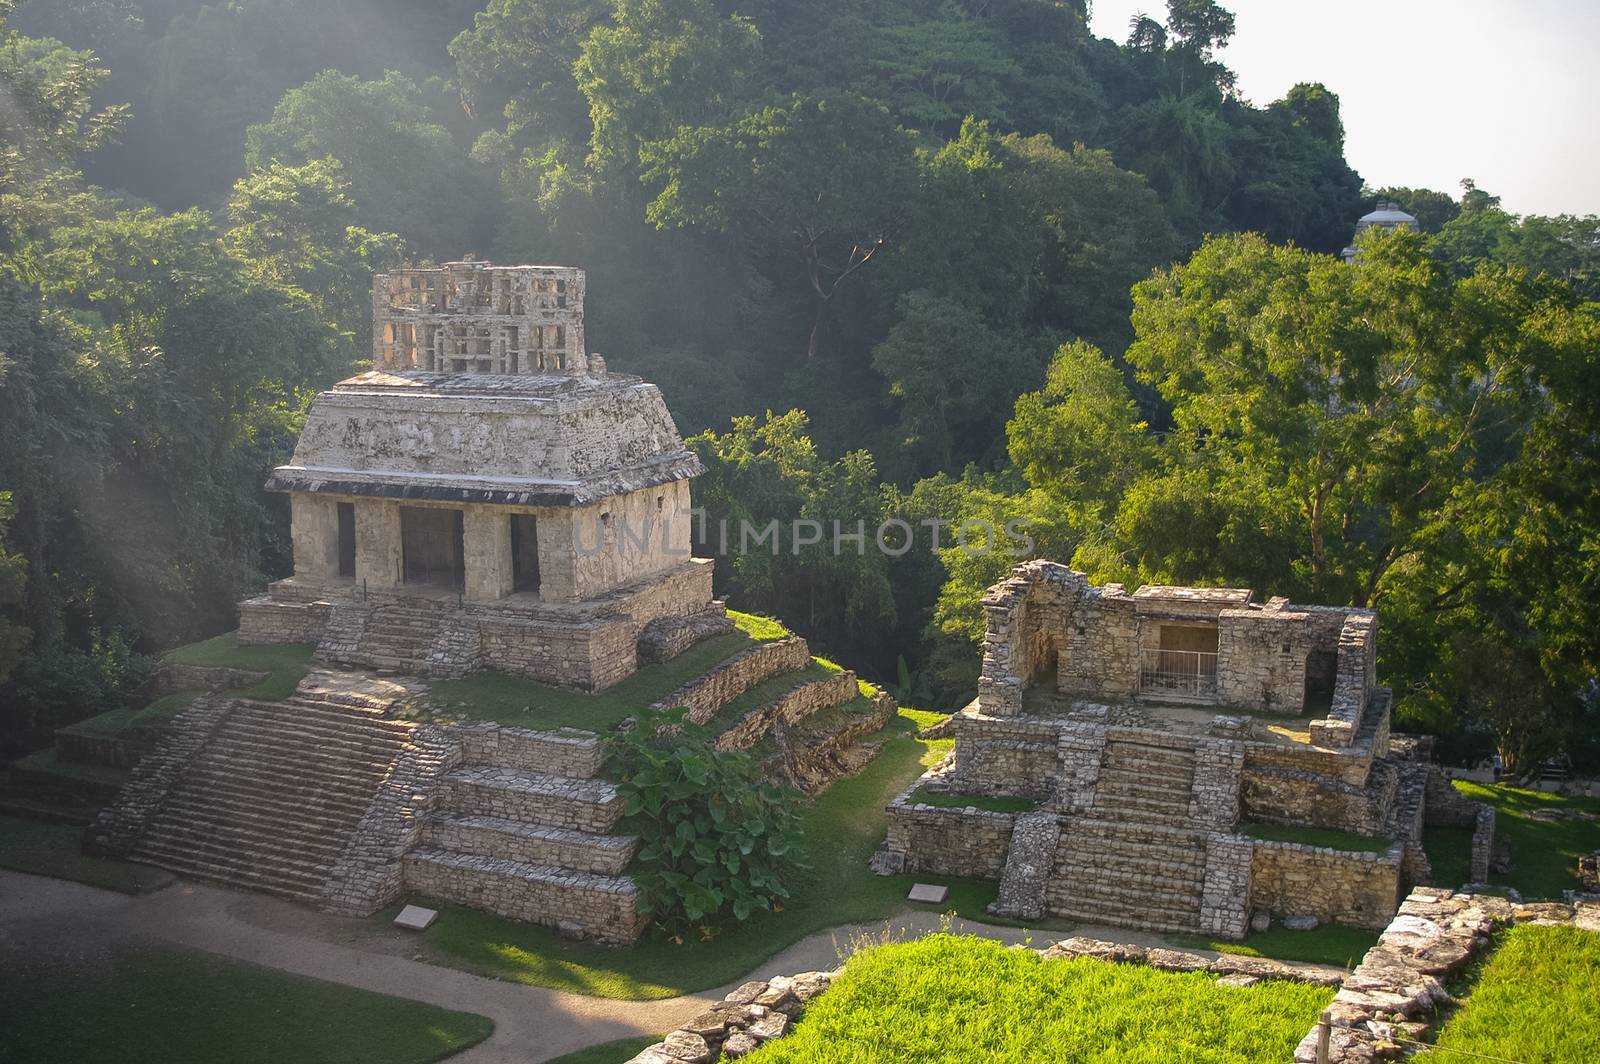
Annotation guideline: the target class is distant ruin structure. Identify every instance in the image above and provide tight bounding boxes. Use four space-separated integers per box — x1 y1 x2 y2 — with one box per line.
1341 201 1418 261
879 562 1495 939
238 261 720 690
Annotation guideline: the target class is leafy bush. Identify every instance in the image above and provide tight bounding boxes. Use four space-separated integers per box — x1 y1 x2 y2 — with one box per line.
609 709 804 934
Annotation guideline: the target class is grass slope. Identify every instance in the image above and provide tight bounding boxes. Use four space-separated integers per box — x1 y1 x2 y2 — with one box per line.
0 944 493 1064
161 633 314 701
1452 781 1600 897
1242 823 1393 853
1422 825 1474 889
1435 925 1600 1063
0 814 174 893
421 612 788 732
741 935 1333 1064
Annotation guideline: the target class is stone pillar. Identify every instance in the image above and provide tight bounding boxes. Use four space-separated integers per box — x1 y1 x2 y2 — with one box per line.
533 509 579 602
290 494 340 582
355 499 403 591
463 505 513 603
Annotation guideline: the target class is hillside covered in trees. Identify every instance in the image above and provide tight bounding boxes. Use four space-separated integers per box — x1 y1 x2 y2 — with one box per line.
1 0 1596 773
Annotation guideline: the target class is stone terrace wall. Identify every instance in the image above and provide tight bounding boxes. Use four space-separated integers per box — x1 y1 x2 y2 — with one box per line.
322 724 462 916
1241 759 1397 835
238 596 329 645
651 637 812 724
882 783 1018 879
950 713 1063 800
1423 768 1495 883
403 854 644 946
1249 838 1403 930
450 722 606 777
85 698 233 857
714 670 859 753
637 607 734 665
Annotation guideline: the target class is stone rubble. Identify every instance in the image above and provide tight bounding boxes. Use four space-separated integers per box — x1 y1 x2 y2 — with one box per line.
624 970 837 1064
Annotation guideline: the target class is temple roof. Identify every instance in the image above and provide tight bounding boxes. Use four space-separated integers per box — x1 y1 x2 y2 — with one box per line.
264 370 703 507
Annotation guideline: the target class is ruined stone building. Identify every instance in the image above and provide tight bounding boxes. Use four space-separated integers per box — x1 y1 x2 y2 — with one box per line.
880 562 1494 937
239 261 719 690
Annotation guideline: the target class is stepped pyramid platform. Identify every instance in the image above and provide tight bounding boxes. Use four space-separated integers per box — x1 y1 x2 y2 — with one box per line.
86 616 896 944
878 562 1484 939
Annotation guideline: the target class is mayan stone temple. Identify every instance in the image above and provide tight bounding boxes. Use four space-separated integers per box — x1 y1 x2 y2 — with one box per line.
239 260 720 690
87 263 748 943
878 562 1496 937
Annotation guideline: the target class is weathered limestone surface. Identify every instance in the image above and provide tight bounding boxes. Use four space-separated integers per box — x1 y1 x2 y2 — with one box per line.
626 969 837 1063
714 670 860 753
1249 839 1403 931
637 606 734 664
881 779 1019 879
991 809 1062 920
1290 889 1600 1063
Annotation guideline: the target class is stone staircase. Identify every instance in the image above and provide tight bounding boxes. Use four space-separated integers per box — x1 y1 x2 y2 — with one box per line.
403 727 646 944
325 599 459 674
129 684 419 903
1044 737 1211 934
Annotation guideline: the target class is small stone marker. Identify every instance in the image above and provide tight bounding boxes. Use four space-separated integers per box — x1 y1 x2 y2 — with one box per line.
908 883 949 904
394 904 438 931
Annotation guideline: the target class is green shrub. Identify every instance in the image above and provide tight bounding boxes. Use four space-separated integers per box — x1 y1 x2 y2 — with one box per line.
609 709 804 934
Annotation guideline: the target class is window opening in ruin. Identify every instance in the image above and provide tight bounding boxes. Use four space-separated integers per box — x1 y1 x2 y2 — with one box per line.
511 514 540 594
1142 623 1219 699
400 506 464 589
336 502 355 578
1029 639 1059 690
1304 648 1338 715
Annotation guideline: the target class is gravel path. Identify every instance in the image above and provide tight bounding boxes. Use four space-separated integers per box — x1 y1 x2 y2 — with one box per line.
0 868 1340 1063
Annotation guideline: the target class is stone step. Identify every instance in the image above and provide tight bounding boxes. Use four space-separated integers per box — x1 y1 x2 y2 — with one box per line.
203 735 403 779
1050 894 1202 935
161 791 362 839
1053 860 1205 899
1063 818 1208 849
131 838 328 900
456 726 604 777
1091 793 1194 822
1095 777 1196 803
220 713 413 755
402 847 643 945
141 814 347 865
232 698 415 736
442 767 622 833
185 762 390 811
1057 845 1207 877
1102 743 1195 772
423 811 639 877
186 751 393 797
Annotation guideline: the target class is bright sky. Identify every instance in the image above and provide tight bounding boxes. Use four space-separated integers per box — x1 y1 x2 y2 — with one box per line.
1089 0 1600 216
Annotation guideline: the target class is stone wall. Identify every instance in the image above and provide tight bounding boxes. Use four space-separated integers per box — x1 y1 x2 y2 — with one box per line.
1199 833 1254 938
950 713 1064 800
1216 606 1309 713
882 784 1018 879
401 853 645 946
1309 613 1377 748
321 724 463 916
85 698 233 857
144 663 269 697
1248 838 1403 930
238 597 329 645
714 671 859 753
1190 740 1246 830
637 606 734 665
652 636 812 724
1240 761 1396 835
1423 767 1495 884
449 722 606 777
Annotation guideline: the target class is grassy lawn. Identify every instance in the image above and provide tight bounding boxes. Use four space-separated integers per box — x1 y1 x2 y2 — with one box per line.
420 611 790 733
702 658 843 736
58 689 203 739
0 814 174 893
542 1037 659 1064
1167 925 1380 970
162 632 315 701
0 944 491 1064
741 935 1333 1064
409 708 1029 998
1452 781 1600 897
1241 822 1393 853
1423 825 1474 888
1435 925 1600 1063
909 788 1037 814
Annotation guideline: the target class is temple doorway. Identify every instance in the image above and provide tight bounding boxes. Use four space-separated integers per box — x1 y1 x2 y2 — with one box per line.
400 506 464 588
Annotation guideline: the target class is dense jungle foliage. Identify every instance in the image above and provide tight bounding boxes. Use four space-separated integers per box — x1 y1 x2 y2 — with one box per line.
1 0 1596 772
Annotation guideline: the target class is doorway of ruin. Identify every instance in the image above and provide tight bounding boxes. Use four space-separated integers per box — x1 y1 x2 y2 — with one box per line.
400 506 464 589
1304 648 1338 714
336 502 356 578
510 513 541 594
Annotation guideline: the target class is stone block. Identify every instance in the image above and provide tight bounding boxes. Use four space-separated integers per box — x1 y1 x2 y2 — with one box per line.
908 882 949 904
393 904 438 931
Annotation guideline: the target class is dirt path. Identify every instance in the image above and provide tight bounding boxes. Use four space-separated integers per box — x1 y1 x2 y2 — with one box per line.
0 869 1340 1063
